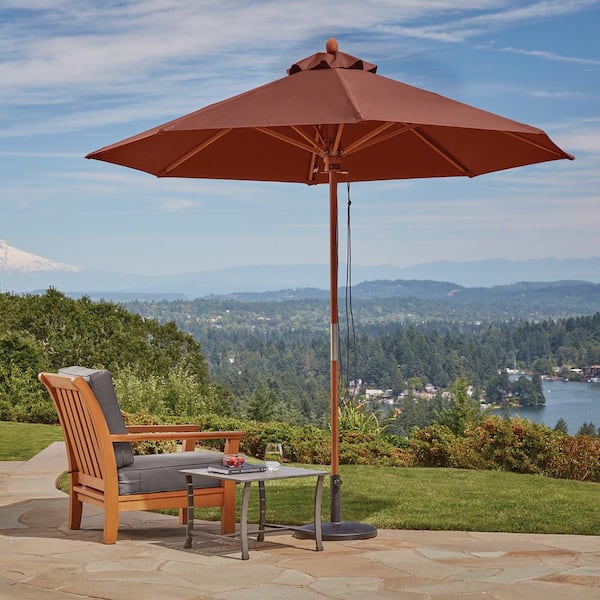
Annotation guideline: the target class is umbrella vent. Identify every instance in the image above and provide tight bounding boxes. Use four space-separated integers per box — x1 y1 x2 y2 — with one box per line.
288 38 377 75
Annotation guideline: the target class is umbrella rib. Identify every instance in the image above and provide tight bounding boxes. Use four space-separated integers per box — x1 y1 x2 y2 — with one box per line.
257 127 321 156
333 124 344 155
307 130 321 183
291 126 324 154
502 131 571 158
343 123 416 156
410 128 472 176
161 129 232 175
342 122 396 155
313 126 326 147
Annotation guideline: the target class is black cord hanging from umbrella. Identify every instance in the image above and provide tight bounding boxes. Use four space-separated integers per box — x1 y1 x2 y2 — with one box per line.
342 180 357 404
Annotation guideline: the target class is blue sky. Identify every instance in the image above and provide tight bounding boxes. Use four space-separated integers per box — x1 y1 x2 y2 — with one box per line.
1 1 598 276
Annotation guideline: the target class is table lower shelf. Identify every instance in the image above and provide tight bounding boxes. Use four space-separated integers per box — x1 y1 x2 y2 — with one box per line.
185 521 320 547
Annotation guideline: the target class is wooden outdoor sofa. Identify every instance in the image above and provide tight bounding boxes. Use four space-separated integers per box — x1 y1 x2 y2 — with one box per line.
39 367 244 544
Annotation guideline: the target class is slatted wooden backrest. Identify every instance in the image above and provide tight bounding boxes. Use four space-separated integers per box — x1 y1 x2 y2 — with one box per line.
39 373 117 491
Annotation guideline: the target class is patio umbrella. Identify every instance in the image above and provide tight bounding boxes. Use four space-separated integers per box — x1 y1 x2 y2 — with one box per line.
86 38 573 540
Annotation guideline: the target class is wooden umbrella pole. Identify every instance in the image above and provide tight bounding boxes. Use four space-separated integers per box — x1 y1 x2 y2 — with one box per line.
328 166 342 523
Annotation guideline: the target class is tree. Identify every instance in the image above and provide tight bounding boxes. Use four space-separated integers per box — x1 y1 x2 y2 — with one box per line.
554 418 569 434
407 376 424 391
389 391 447 436
511 375 545 407
436 375 482 435
244 381 279 422
532 357 554 376
0 289 217 423
485 372 510 404
577 422 597 436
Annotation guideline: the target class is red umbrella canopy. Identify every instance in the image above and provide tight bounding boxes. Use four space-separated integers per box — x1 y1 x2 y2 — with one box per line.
87 39 573 183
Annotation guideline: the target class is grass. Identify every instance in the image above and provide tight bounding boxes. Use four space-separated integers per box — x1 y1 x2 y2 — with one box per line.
4 421 599 535
0 420 64 461
244 464 600 536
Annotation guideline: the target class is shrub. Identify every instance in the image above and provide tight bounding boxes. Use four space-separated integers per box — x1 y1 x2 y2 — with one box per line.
340 431 413 466
338 402 383 435
465 417 560 475
409 425 458 467
123 411 178 454
549 434 600 482
0 365 56 424
113 367 233 419
0 398 13 421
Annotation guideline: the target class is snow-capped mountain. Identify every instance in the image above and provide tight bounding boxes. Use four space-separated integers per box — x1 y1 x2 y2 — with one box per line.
0 240 79 273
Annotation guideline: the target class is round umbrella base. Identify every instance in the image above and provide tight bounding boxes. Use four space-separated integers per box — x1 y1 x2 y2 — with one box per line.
294 521 377 541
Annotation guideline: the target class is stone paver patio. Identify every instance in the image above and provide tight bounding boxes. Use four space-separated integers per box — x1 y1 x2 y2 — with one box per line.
1 442 599 599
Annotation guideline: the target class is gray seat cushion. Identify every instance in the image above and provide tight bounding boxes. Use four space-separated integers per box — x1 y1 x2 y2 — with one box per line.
59 366 134 468
116 450 223 495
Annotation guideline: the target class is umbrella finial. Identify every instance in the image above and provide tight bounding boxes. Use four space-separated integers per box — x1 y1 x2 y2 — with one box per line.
326 38 338 55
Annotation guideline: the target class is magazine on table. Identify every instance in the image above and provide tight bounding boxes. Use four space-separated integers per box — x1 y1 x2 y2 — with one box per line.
207 463 268 475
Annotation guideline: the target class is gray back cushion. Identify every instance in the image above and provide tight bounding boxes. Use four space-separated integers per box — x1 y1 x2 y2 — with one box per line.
59 366 134 468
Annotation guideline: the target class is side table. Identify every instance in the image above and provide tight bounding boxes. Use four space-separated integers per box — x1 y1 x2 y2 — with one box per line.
180 466 327 560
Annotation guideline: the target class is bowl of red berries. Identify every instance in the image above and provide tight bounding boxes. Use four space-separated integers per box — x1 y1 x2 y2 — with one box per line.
222 454 246 468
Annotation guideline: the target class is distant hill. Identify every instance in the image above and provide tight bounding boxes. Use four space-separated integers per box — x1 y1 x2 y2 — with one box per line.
1 239 599 297
126 279 600 327
224 280 463 302
220 279 600 320
391 257 600 287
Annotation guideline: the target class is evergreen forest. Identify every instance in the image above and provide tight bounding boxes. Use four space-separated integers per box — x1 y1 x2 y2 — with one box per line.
124 294 600 428
1 287 599 436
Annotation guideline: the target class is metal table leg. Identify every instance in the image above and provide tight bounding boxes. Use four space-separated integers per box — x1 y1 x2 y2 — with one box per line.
314 474 324 551
257 480 266 542
184 474 194 549
240 481 252 560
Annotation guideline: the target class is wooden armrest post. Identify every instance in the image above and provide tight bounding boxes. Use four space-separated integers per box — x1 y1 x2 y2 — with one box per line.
224 435 241 454
182 438 196 452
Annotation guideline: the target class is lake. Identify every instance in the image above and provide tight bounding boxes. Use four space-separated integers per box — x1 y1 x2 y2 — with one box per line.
506 379 600 434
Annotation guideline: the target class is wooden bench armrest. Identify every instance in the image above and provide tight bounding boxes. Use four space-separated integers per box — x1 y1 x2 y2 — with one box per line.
126 424 204 433
111 431 244 442
110 430 244 453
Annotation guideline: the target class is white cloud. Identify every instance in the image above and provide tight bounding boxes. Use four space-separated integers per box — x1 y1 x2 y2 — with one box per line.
376 0 600 43
0 151 81 158
161 198 197 211
6 0 589 102
555 130 600 154
501 46 600 66
527 90 587 99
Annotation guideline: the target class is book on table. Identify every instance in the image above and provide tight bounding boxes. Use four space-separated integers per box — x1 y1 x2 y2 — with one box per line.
207 463 268 475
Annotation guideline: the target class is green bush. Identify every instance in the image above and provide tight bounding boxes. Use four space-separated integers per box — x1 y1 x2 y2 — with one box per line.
549 434 600 481
0 398 13 421
465 417 560 475
123 411 178 455
409 425 458 467
114 367 232 419
339 431 413 466
0 365 55 424
191 414 408 466
178 413 599 481
338 402 383 435
196 416 329 463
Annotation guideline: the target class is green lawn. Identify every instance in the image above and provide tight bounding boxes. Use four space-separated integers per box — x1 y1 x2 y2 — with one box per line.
248 464 600 536
3 420 599 536
0 420 64 461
